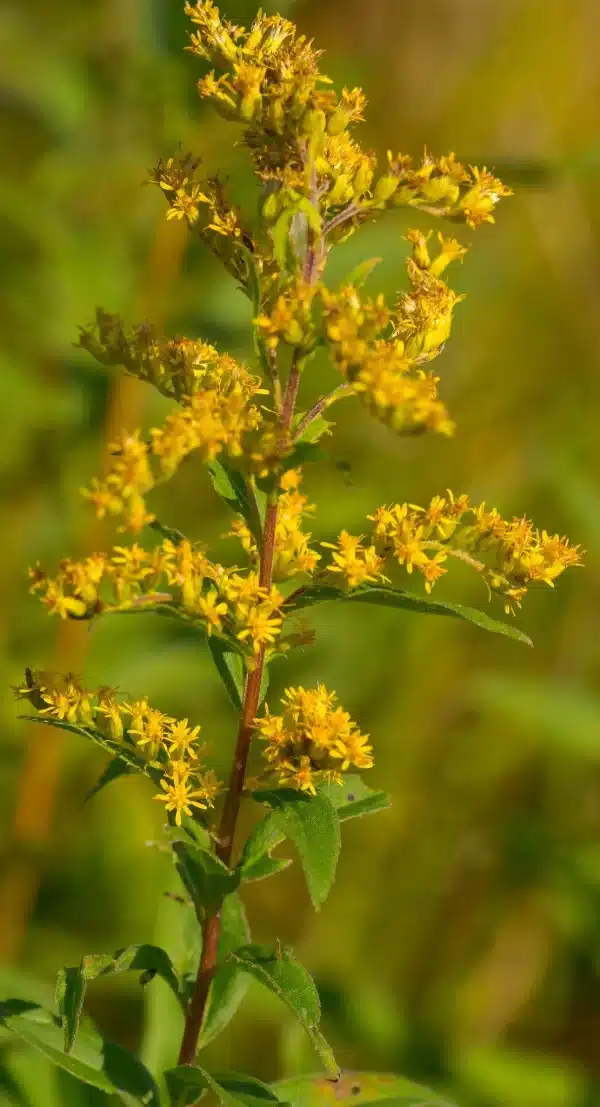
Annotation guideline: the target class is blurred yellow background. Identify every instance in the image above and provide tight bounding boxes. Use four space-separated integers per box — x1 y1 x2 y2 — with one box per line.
2 0 600 1104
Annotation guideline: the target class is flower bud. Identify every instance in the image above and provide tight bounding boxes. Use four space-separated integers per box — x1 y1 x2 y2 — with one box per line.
373 174 400 205
266 98 285 134
326 109 348 136
353 161 374 198
240 92 262 122
421 176 460 205
299 108 326 140
328 174 352 207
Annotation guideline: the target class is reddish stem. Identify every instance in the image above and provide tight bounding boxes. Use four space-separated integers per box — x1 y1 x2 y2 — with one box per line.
177 910 221 1065
178 430 293 1069
177 610 272 1064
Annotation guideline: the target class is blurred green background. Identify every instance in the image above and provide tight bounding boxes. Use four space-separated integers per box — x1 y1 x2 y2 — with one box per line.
2 0 600 1104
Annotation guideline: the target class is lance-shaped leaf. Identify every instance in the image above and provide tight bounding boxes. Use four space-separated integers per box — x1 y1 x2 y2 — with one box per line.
207 640 269 714
318 775 391 822
56 945 182 1052
207 459 262 543
283 584 533 647
170 831 240 916
340 256 383 288
18 716 153 777
166 1065 287 1107
272 198 321 271
0 1057 29 1107
230 945 338 1076
208 638 246 712
230 946 338 1076
148 519 186 545
0 1001 160 1105
273 1071 456 1107
85 756 134 801
242 245 262 313
251 790 340 909
197 892 251 1048
237 813 292 884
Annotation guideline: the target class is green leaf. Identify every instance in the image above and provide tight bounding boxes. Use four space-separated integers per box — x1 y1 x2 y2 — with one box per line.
293 415 334 445
283 584 533 646
238 243 274 383
341 256 383 288
206 641 269 713
166 1066 285 1107
18 715 93 741
18 716 151 777
271 199 321 271
148 519 186 545
171 834 240 914
0 1001 160 1105
272 208 299 270
55 969 86 1054
240 245 262 314
56 945 182 1052
208 638 246 712
230 945 338 1076
85 756 134 801
251 790 340 908
0 1057 29 1107
258 664 270 708
207 460 260 539
297 198 322 237
238 813 291 883
197 892 251 1048
318 775 391 822
241 853 292 882
272 1071 455 1107
217 1073 289 1107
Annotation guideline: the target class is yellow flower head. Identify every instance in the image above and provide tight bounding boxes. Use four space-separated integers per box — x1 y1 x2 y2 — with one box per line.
254 684 373 794
155 765 218 826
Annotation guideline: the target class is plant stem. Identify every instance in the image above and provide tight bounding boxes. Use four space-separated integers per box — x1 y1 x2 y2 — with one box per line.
281 350 303 428
178 357 301 1067
323 201 359 236
177 602 272 1066
177 910 221 1066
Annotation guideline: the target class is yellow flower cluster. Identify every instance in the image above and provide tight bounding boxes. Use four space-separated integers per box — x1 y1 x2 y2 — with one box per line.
78 309 261 404
254 684 373 794
185 2 338 183
319 230 467 436
381 152 513 229
254 279 316 351
15 671 219 826
148 159 267 292
321 530 386 588
323 492 583 613
81 369 264 533
182 3 510 234
227 469 320 579
393 230 466 363
29 539 285 657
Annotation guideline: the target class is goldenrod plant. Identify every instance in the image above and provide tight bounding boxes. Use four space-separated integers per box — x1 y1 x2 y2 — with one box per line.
4 3 582 1105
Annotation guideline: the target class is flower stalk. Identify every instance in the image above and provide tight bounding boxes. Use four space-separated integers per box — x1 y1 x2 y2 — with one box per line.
178 346 302 1064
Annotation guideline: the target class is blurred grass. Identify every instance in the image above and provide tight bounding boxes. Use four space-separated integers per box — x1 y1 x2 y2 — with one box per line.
1 0 600 1104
